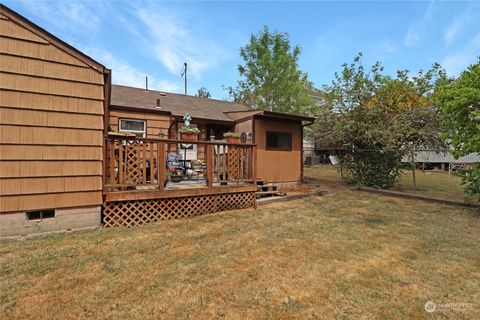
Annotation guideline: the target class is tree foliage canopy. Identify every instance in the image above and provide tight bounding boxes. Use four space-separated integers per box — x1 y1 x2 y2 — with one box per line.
195 87 211 99
227 26 314 115
317 54 446 188
436 58 480 157
435 57 480 200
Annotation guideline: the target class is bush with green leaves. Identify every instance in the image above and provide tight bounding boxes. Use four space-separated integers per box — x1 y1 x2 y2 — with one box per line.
342 149 403 188
436 57 480 201
318 54 446 188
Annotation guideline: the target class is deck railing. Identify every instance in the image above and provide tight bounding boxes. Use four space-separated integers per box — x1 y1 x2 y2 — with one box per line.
104 136 256 192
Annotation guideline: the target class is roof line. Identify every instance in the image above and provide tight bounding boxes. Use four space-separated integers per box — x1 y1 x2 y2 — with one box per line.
112 84 253 109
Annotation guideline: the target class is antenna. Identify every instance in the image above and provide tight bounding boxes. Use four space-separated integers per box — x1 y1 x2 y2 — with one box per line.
181 62 187 95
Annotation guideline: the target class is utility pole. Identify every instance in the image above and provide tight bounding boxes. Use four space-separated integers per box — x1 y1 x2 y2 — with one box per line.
181 62 187 95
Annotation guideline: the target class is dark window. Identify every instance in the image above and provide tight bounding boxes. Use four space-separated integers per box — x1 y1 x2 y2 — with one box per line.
266 131 292 151
119 119 146 138
26 210 55 221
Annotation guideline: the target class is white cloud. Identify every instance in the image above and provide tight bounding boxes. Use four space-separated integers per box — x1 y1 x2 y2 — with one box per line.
441 34 480 76
380 40 396 53
84 48 180 92
404 0 435 47
19 1 100 30
444 7 475 46
135 6 227 80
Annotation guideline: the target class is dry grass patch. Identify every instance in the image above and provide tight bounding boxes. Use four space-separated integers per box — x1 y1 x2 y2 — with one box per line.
305 165 476 203
1 191 479 319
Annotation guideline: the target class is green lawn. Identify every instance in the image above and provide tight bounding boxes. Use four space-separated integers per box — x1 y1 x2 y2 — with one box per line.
305 165 472 202
1 191 479 319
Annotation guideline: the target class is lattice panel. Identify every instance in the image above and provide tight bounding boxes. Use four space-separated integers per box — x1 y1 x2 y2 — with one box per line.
228 146 239 180
103 192 256 228
125 143 143 184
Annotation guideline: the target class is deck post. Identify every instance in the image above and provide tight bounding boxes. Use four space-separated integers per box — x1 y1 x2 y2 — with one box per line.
207 144 214 187
252 145 257 185
158 141 165 191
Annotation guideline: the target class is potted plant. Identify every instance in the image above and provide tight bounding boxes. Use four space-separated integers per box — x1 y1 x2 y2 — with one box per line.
168 166 183 183
223 132 241 144
192 159 204 170
179 126 200 141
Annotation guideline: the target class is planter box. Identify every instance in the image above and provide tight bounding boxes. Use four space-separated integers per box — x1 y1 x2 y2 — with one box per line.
180 133 198 141
225 137 240 144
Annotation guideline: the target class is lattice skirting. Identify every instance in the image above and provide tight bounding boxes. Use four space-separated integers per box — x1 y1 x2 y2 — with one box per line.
103 192 256 227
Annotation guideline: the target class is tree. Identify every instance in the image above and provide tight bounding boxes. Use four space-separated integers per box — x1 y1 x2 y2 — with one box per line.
436 57 480 200
226 26 314 115
195 87 211 99
318 54 446 188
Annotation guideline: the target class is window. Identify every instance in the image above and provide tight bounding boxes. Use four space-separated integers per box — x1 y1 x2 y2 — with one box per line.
119 119 146 138
266 131 292 151
26 210 55 221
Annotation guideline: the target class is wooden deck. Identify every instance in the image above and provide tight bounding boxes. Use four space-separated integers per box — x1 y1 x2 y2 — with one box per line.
102 137 257 227
106 183 257 202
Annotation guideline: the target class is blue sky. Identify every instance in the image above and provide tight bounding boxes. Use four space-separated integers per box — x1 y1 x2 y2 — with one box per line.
6 0 480 99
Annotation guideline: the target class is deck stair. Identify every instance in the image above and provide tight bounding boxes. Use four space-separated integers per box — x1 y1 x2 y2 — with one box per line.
256 183 286 199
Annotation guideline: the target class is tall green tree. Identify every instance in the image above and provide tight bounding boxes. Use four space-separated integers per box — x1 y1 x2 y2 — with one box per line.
227 26 314 115
436 57 480 200
318 54 446 188
195 87 211 99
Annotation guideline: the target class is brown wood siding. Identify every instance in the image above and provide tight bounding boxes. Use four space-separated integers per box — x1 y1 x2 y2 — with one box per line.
234 119 253 135
109 109 171 138
0 145 102 160
0 15 104 213
0 32 88 67
0 73 103 99
0 191 102 213
0 90 104 114
255 118 302 183
0 54 103 84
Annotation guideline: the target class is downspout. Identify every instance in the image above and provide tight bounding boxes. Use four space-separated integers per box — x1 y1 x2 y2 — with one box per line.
301 119 315 183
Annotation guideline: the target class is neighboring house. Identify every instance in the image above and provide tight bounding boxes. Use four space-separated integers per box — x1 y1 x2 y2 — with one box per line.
401 150 480 170
0 5 314 238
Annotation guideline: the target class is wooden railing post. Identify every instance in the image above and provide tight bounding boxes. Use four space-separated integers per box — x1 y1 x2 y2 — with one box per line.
118 141 124 184
158 141 165 191
108 139 115 185
252 145 257 185
206 144 214 187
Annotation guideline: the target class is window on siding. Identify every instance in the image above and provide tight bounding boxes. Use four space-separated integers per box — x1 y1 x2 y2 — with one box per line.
266 131 292 151
26 210 55 221
119 119 146 138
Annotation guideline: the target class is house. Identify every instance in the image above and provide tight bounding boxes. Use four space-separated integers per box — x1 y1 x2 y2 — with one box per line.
0 5 314 238
0 5 109 237
109 84 314 184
